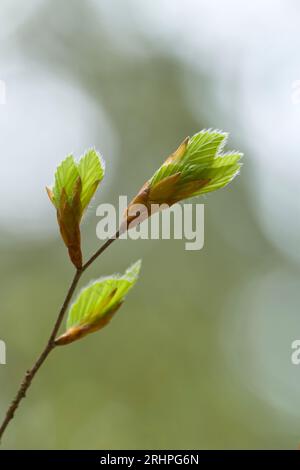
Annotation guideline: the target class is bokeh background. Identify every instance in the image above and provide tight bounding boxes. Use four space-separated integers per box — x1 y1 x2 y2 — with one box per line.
1 0 300 450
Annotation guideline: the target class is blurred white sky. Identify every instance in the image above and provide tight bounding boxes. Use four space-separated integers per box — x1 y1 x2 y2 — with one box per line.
0 0 300 266
0 66 117 235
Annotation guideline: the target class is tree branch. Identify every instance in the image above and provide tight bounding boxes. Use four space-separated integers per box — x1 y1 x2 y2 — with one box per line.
0 232 119 443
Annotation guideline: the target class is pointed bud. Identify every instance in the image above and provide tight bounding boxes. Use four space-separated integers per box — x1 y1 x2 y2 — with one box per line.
47 150 105 268
55 260 142 346
122 130 242 230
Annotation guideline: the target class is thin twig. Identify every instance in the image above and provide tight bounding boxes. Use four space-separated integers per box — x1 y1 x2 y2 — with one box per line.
0 232 118 443
82 230 120 272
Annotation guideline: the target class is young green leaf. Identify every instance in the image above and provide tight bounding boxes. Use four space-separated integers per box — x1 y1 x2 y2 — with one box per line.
77 149 105 212
55 260 142 346
47 149 105 268
122 130 242 229
52 155 79 207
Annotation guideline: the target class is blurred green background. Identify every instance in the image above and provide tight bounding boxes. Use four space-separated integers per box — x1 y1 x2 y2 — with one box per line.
1 0 300 450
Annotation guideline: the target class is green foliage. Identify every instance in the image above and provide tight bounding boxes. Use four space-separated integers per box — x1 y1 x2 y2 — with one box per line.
67 260 141 329
50 149 105 217
55 261 142 345
77 150 105 211
49 130 242 334
46 149 105 268
149 129 242 200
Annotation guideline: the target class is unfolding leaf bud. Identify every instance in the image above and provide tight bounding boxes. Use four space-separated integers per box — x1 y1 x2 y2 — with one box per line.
47 150 104 268
122 130 242 231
